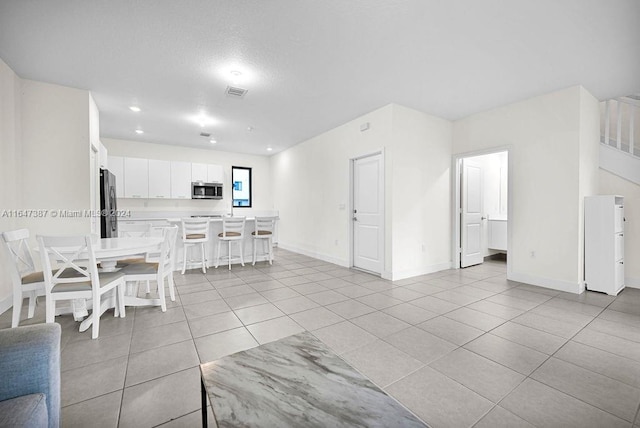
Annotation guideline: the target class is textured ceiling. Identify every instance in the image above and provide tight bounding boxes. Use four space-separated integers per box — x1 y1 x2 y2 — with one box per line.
1 0 639 155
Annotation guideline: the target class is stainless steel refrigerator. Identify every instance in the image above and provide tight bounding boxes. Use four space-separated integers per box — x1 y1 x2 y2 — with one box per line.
100 169 118 238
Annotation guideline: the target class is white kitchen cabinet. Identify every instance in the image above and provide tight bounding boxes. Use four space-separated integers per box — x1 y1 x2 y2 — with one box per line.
107 155 124 198
585 195 624 296
171 161 192 199
123 157 149 198
148 159 171 199
192 163 208 182
207 164 224 183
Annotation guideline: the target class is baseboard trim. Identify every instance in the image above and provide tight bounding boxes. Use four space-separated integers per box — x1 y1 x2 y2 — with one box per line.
389 262 453 281
625 277 640 289
0 293 13 316
277 243 349 268
508 271 584 294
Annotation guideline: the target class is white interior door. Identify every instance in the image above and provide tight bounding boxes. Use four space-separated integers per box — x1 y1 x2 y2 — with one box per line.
353 153 384 274
461 158 484 267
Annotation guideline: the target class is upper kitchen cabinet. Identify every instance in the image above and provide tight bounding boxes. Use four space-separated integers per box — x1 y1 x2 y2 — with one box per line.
193 163 224 183
192 163 208 182
207 164 224 183
107 156 124 198
124 157 149 198
171 161 192 199
148 159 171 199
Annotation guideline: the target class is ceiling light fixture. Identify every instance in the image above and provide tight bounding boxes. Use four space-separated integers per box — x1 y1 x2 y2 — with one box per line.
247 126 254 132
230 70 242 84
210 139 217 144
191 111 215 128
266 147 273 151
129 106 141 112
135 129 144 134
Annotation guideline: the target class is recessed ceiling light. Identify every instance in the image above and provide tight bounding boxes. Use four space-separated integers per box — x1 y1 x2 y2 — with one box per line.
230 70 242 84
191 111 215 128
247 126 254 132
266 147 273 151
129 106 141 112
210 139 217 144
135 129 144 134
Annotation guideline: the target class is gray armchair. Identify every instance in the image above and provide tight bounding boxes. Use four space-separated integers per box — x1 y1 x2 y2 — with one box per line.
0 323 61 428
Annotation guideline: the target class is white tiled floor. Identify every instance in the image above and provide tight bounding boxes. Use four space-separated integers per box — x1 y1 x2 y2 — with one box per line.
2 249 640 427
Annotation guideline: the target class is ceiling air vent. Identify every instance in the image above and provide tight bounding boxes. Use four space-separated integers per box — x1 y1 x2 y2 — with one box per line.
200 132 211 138
226 86 248 98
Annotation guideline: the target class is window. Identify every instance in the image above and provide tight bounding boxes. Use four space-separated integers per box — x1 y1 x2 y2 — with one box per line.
232 166 252 208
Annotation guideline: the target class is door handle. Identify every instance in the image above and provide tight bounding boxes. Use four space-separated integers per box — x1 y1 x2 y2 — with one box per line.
481 216 487 220
353 217 358 222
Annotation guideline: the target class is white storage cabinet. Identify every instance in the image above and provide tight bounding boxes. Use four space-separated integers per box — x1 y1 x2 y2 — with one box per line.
123 157 149 198
171 162 192 199
585 195 625 296
148 159 171 199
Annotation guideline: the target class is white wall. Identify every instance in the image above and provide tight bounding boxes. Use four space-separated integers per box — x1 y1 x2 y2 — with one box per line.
102 138 273 214
271 104 453 279
0 57 22 310
453 86 600 293
389 105 453 278
20 80 92 239
599 169 640 288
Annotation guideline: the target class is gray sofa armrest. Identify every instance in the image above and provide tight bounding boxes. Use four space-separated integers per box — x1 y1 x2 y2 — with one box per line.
0 323 61 428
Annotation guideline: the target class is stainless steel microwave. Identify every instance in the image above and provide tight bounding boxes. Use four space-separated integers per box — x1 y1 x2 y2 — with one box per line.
192 182 223 199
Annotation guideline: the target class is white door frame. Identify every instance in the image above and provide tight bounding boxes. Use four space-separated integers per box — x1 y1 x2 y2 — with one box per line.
349 150 385 276
452 147 512 273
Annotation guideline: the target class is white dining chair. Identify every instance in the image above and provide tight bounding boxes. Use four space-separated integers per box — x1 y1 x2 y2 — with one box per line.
117 222 153 292
1 229 46 328
252 217 276 266
215 216 246 270
122 226 178 312
181 218 210 274
37 234 126 339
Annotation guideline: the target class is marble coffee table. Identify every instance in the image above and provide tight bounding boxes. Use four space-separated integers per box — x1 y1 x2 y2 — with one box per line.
199 331 427 427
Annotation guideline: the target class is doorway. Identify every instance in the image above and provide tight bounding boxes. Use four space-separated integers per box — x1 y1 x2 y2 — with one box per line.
454 150 509 269
351 152 384 275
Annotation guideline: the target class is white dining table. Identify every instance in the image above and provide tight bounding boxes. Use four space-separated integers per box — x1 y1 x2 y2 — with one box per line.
50 237 164 331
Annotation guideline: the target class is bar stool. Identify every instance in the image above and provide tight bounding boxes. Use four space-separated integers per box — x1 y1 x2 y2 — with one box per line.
215 217 246 270
181 218 210 274
252 217 276 265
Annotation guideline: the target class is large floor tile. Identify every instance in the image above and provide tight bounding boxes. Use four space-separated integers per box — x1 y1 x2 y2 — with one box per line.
432 290 481 306
417 316 484 345
289 306 344 331
326 299 376 319
223 292 269 310
490 321 567 355
175 281 214 295
542 296 604 317
555 340 640 389
246 316 304 344
216 284 256 298
384 327 457 364
599 309 640 329
333 284 376 298
573 328 640 362
130 320 192 353
233 302 285 325
183 299 232 320
466 300 525 320
511 311 584 339
385 366 493 428
194 326 258 362
531 357 640 422
501 288 553 304
272 295 319 314
134 306 186 330
588 317 640 343
119 367 201 428
126 340 200 387
351 311 411 338
486 294 539 311
356 293 404 310
473 406 535 428
430 348 525 402
379 288 425 302
556 290 616 307
342 340 424 388
258 287 301 302
187 310 243 338
306 289 350 305
61 356 127 406
61 333 131 372
61 390 122 428
382 303 438 325
501 378 629 428
311 321 377 354
530 304 595 327
404 282 447 295
409 296 460 314
178 289 222 306
444 307 506 331
464 333 548 375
